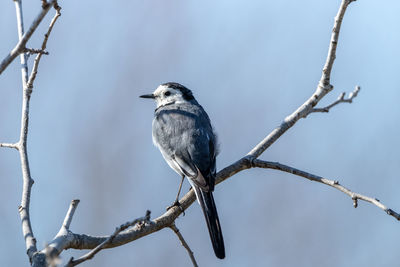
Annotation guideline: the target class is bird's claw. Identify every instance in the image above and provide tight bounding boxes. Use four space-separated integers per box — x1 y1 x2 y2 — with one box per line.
166 200 185 216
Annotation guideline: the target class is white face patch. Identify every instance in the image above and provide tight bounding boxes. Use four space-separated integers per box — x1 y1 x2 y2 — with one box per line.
153 85 186 108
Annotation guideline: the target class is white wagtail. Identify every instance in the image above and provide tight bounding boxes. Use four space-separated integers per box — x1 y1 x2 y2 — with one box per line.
140 82 225 259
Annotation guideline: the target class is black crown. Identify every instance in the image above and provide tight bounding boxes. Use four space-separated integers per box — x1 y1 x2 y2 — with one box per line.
162 82 194 101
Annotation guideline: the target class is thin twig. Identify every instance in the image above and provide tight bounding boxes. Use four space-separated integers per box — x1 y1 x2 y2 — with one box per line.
25 48 49 56
251 159 400 221
312 86 361 113
14 0 29 86
65 211 152 267
170 223 198 267
26 5 61 90
62 199 80 230
320 0 355 88
0 142 19 149
38 200 81 266
0 0 56 75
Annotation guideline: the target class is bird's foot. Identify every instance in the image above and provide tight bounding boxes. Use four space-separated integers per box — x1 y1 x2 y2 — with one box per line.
166 200 185 216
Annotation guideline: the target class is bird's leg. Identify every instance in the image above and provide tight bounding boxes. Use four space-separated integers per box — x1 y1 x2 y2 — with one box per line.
167 175 185 215
174 175 185 203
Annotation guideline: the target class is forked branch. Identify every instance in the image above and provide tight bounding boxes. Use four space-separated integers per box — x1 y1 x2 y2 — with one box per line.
246 0 356 159
0 0 62 264
252 159 400 221
311 86 361 113
65 211 151 267
26 4 61 90
60 155 399 252
0 0 57 75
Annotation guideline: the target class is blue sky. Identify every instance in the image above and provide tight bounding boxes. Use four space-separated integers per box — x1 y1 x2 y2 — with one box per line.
1 1 400 266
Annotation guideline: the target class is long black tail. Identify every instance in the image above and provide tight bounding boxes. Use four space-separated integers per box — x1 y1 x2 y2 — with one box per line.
194 186 225 259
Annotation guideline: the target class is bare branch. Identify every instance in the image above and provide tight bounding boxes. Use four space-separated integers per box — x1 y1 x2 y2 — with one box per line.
14 0 29 87
27 5 61 90
8 2 63 264
65 210 152 267
25 48 49 56
60 154 400 253
52 160 261 251
3 2 62 266
320 0 356 88
311 86 361 113
0 0 57 75
62 199 80 230
252 159 400 221
0 142 19 149
28 200 81 267
170 223 198 267
247 0 356 159
14 0 37 261
26 200 80 267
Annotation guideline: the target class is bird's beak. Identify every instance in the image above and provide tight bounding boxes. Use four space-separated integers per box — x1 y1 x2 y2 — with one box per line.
140 93 155 99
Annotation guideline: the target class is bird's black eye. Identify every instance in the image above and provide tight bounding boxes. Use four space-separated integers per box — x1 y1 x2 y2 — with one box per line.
164 91 171 97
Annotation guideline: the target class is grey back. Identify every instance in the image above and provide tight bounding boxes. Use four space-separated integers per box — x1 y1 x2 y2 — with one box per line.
152 101 217 191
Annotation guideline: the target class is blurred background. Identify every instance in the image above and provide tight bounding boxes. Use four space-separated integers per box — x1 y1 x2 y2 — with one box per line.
1 0 399 266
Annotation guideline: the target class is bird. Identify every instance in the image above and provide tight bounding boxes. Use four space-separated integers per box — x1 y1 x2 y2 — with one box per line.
140 82 225 259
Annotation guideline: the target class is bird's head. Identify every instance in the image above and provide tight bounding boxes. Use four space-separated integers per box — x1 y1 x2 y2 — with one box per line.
140 82 194 108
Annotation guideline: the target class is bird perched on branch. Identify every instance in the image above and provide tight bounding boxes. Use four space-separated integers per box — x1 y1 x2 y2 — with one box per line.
140 82 225 259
